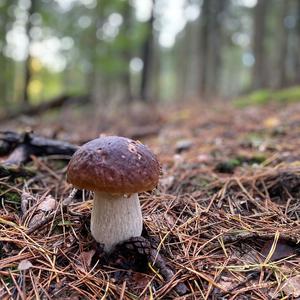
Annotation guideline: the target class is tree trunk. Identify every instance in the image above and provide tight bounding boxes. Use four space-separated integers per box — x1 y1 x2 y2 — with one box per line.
120 2 133 103
0 3 13 107
296 0 300 84
86 1 102 103
199 0 227 100
252 0 269 90
206 0 227 98
199 0 210 98
23 0 37 105
176 28 190 102
277 0 289 88
152 33 161 102
140 0 155 101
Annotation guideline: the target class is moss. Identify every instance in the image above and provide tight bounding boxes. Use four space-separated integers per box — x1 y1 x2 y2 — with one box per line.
0 187 21 205
236 154 266 165
215 158 241 173
234 89 271 107
273 86 300 103
233 86 300 107
192 177 211 189
215 154 266 174
3 275 14 286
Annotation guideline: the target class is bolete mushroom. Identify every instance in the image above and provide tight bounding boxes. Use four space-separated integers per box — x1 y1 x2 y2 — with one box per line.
67 136 159 252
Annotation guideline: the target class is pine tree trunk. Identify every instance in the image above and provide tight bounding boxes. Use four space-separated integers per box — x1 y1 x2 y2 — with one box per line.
252 0 269 90
296 0 300 84
199 0 210 98
120 2 133 103
199 0 227 100
23 0 37 105
277 0 289 88
140 0 155 102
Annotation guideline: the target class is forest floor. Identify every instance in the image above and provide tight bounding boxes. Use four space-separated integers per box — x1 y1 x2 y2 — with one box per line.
1 100 300 299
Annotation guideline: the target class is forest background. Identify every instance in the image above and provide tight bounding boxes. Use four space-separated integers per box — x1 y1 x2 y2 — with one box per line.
0 0 299 115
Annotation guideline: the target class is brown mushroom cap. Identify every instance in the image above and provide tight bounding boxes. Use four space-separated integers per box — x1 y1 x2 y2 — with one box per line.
67 136 160 193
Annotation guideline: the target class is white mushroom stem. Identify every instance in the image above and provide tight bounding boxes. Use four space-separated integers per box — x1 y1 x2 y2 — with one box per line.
91 192 143 252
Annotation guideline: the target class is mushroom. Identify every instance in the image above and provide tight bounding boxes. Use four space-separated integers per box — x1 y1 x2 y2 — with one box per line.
67 136 160 252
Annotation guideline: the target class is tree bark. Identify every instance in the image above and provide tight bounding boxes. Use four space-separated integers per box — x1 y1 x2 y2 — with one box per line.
23 0 37 105
277 0 289 88
199 0 227 100
120 2 133 103
0 3 13 106
140 0 155 101
206 0 226 97
296 0 300 84
252 0 269 90
199 0 210 98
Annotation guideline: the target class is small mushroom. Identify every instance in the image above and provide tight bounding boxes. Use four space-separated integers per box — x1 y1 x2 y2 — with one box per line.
67 136 160 252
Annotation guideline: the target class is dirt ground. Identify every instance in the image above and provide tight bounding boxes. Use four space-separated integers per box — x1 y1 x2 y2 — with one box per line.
1 101 300 299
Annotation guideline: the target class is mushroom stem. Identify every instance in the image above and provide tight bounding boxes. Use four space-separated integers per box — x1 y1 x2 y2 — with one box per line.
91 192 143 252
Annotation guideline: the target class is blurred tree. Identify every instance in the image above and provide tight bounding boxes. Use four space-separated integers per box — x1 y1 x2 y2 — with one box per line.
297 0 300 84
277 0 289 88
199 0 209 97
23 0 37 104
117 1 133 103
288 0 300 86
252 0 269 90
140 0 155 102
0 1 10 105
199 0 227 99
0 0 300 114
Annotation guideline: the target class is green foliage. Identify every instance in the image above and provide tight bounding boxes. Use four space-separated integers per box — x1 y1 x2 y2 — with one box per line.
234 89 271 107
0 187 20 205
234 86 300 107
215 154 266 173
273 86 300 103
215 158 241 173
235 154 266 165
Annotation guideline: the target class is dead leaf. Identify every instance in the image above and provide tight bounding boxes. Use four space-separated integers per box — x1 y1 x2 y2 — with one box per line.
218 275 239 291
159 176 175 190
260 239 296 262
77 249 96 269
37 195 57 212
21 191 35 215
18 259 33 271
282 275 300 297
130 272 151 290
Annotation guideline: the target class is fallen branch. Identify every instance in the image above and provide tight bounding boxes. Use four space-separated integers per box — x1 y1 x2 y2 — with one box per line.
0 94 89 122
0 131 78 167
